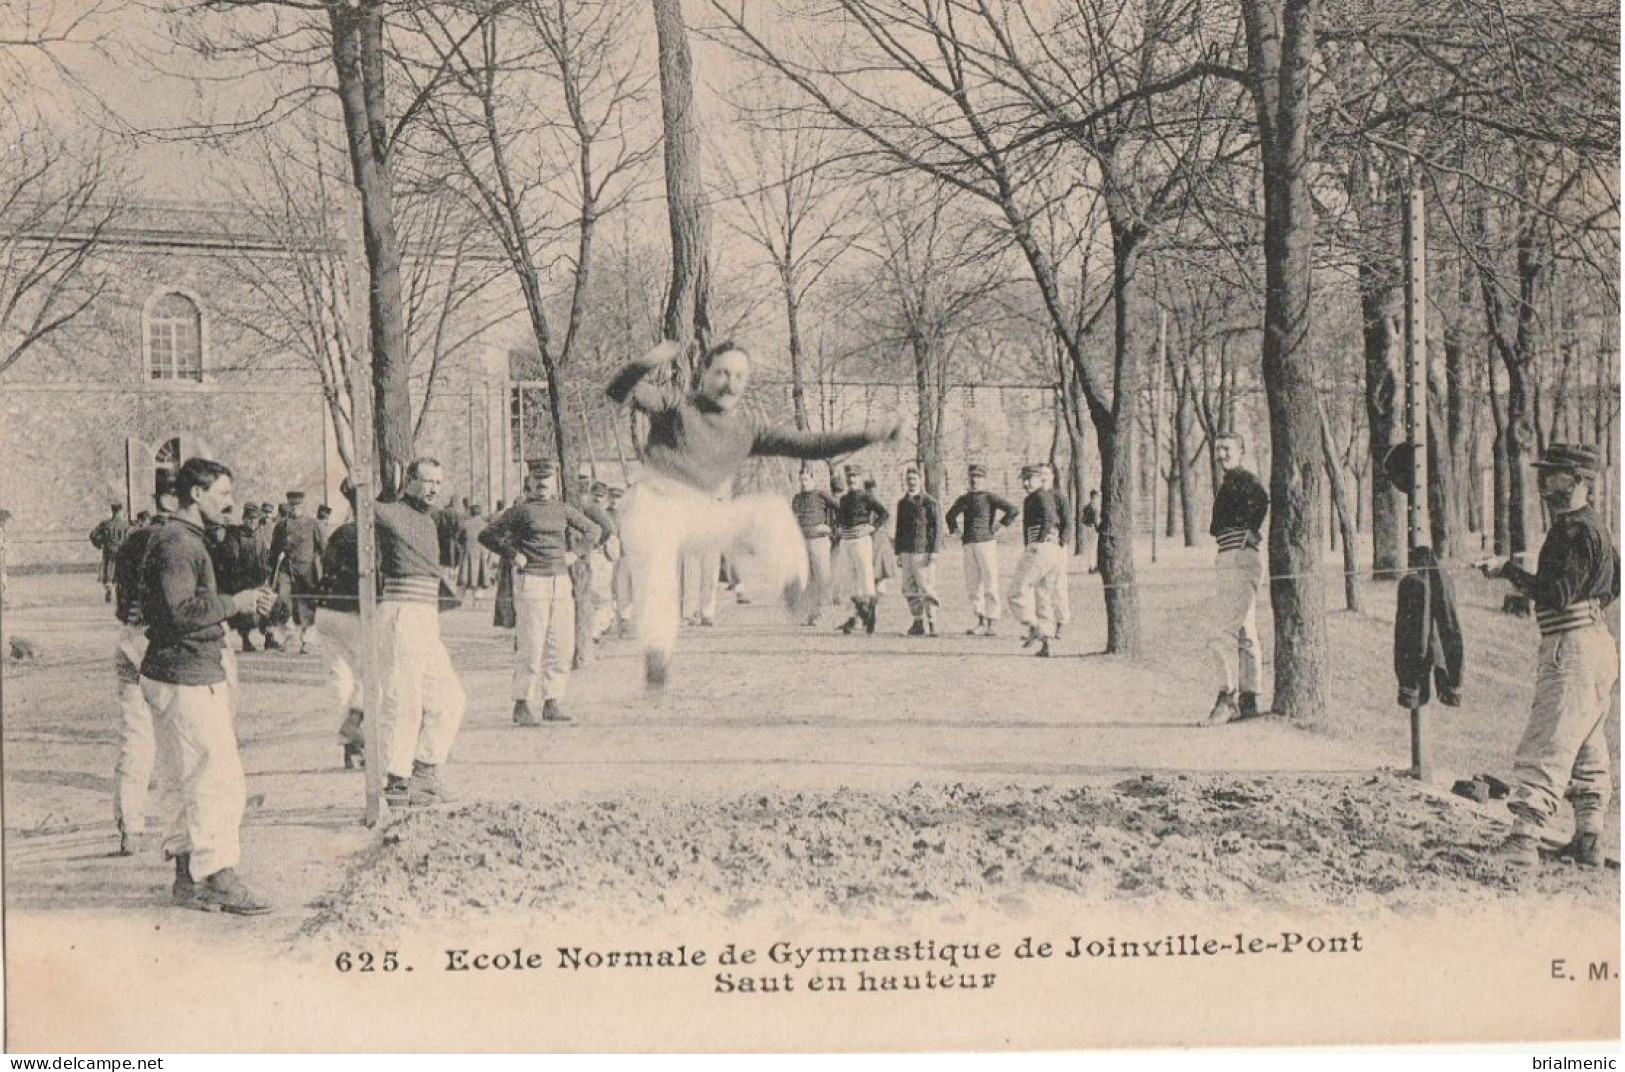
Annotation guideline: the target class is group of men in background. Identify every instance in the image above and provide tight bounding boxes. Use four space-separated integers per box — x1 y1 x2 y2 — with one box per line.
791 460 1087 659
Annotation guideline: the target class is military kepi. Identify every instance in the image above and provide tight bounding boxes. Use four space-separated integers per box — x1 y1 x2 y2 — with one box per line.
1532 442 1600 478
285 490 306 504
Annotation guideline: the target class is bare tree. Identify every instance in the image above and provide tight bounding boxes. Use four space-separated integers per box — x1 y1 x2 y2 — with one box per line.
213 129 513 472
716 102 863 430
0 128 120 377
405 0 656 488
654 0 711 356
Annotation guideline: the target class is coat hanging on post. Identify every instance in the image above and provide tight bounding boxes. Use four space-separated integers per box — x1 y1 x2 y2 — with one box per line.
1393 546 1464 708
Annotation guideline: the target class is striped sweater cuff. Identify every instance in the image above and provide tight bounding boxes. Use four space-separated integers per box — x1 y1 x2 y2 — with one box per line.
1216 529 1254 552
1538 601 1603 636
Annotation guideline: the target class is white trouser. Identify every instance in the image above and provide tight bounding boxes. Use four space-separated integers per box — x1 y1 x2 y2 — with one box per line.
1008 542 1065 634
899 552 941 620
1208 547 1261 694
115 625 154 835
682 552 720 621
833 533 877 601
590 549 616 636
514 573 575 703
963 539 1001 620
142 675 244 880
1510 623 1619 834
318 611 364 712
376 600 466 780
803 535 833 618
1055 554 1071 626
622 473 807 662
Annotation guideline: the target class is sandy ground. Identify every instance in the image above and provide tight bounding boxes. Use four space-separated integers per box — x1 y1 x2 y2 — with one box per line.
2 545 1619 1050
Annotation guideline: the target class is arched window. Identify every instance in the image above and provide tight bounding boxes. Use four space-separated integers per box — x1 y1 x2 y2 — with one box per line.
146 291 204 382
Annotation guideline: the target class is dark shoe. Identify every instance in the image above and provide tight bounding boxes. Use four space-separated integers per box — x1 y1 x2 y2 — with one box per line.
1203 690 1239 727
1555 831 1603 867
384 776 416 809
105 588 113 603
408 762 449 806
837 617 857 635
1237 692 1264 720
645 650 669 689
966 615 985 636
170 853 198 906
240 637 257 653
926 617 937 636
697 616 715 627
513 700 541 728
117 825 139 857
982 620 998 637
541 699 572 723
1494 832 1541 871
194 868 272 916
342 740 365 769
1053 623 1065 640
907 619 926 637
1036 638 1052 658
863 600 878 635
1021 625 1041 648
263 636 285 652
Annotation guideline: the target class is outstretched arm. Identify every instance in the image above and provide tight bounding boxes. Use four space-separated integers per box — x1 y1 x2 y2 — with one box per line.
752 415 902 460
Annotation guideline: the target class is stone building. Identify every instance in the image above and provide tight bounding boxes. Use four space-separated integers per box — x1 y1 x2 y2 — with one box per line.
0 198 524 569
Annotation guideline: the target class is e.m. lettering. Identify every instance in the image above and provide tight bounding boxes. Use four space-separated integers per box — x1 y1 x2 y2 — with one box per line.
1065 932 1364 959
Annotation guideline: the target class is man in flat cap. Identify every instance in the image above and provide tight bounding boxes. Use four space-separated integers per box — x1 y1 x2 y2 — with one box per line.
1007 464 1066 658
894 467 944 636
90 502 131 604
270 489 325 654
1477 442 1620 871
790 466 841 626
1202 432 1269 725
946 463 1020 637
480 458 602 725
832 463 890 635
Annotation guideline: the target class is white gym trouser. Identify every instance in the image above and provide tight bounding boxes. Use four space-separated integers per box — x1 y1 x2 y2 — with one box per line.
513 573 575 703
142 674 244 881
590 549 617 637
1008 541 1065 634
803 535 833 618
376 600 466 780
962 539 1000 620
622 471 807 664
1209 546 1262 694
833 533 877 601
114 625 154 835
682 552 720 621
318 610 364 712
899 552 941 620
1509 622 1618 834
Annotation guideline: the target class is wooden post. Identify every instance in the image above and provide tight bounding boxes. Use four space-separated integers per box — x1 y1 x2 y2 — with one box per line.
1403 188 1432 783
345 188 385 826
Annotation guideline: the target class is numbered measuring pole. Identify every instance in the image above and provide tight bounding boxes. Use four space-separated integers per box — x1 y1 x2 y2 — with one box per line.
1402 188 1431 783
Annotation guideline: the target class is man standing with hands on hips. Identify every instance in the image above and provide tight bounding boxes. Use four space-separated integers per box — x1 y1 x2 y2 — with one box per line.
480 459 603 726
1202 432 1269 726
139 457 276 914
1477 443 1619 871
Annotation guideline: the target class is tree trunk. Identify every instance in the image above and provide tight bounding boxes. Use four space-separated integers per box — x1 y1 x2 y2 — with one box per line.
1093 214 1143 655
654 0 711 354
782 269 810 430
1318 403 1360 612
1246 0 1327 723
330 3 412 479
